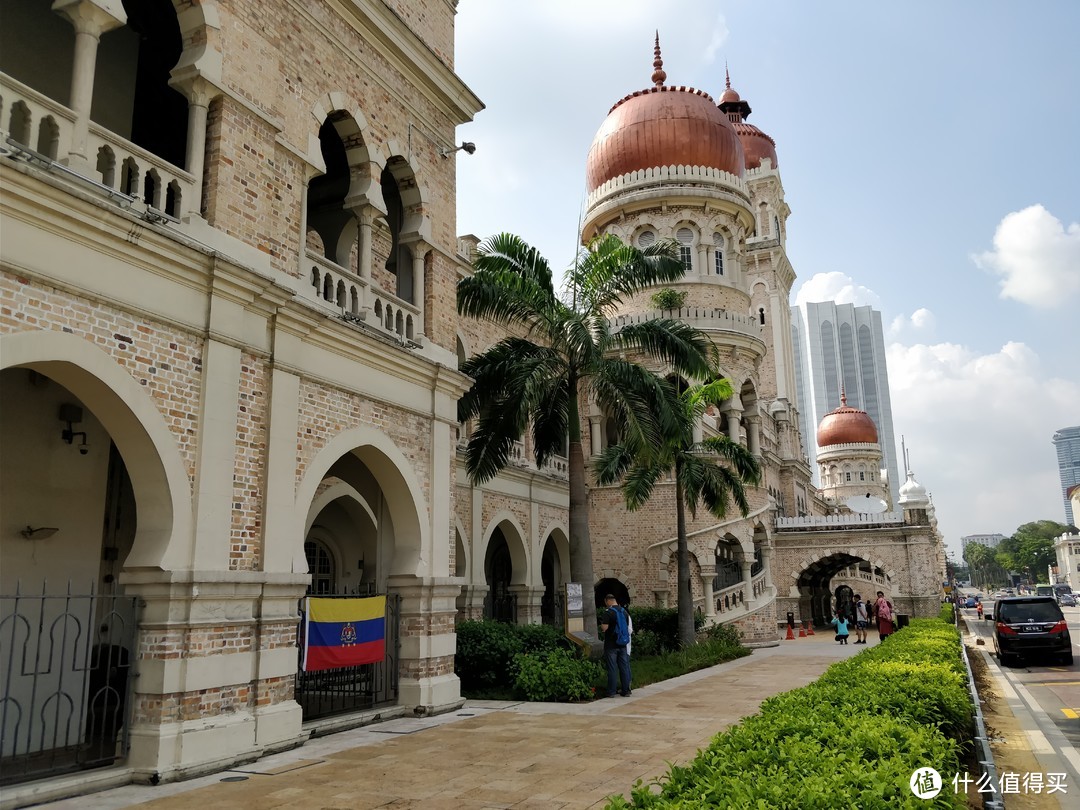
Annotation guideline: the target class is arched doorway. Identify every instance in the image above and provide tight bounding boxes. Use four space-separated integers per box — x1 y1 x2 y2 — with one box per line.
484 528 514 622
796 553 889 626
540 532 568 628
594 578 629 609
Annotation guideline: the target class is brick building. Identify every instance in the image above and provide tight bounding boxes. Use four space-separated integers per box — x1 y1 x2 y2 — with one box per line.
0 2 942 800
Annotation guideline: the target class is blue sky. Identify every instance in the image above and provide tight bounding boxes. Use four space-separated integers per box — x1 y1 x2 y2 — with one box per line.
453 1 1080 559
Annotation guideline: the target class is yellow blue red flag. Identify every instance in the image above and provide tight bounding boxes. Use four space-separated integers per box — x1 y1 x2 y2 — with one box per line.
302 596 386 671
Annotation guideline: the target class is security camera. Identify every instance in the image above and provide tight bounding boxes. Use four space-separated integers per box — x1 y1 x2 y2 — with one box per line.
79 443 89 455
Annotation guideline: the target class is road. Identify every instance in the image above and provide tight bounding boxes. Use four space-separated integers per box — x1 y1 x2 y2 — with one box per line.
960 595 1080 795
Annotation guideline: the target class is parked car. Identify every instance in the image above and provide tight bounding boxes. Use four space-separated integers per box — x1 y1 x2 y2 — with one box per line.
992 596 1073 666
1060 593 1077 607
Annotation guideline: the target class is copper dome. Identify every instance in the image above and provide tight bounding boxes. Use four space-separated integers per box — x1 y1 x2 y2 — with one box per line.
718 69 778 170
817 393 879 447
585 37 745 193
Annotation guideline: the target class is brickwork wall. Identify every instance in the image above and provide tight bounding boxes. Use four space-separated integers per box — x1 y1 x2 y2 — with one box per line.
0 273 203 485
730 601 778 642
382 0 456 66
295 380 432 508
480 492 531 551
232 354 269 569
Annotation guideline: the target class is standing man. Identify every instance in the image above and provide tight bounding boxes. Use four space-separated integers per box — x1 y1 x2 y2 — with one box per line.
853 594 869 644
599 593 632 698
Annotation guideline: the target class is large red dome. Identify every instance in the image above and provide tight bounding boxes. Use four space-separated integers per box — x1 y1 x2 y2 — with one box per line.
817 394 879 447
585 39 745 193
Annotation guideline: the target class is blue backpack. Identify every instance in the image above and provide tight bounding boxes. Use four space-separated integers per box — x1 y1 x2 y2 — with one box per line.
610 606 631 646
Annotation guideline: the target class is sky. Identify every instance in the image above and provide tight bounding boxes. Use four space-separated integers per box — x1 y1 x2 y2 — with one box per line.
451 1 1080 560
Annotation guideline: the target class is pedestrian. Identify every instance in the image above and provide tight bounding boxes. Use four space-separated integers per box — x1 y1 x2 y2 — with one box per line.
599 593 631 697
874 590 895 641
853 593 869 644
622 600 634 683
830 613 850 645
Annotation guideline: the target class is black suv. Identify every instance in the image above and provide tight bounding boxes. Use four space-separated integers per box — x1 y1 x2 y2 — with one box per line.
993 596 1073 666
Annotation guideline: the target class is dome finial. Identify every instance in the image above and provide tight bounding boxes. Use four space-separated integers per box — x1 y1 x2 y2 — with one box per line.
840 385 847 407
651 31 667 87
725 61 731 90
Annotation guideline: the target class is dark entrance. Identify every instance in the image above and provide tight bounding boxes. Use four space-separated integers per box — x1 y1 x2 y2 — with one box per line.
484 528 516 622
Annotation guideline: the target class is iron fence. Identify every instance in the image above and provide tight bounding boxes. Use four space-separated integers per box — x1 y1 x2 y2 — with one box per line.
0 582 138 786
295 592 400 721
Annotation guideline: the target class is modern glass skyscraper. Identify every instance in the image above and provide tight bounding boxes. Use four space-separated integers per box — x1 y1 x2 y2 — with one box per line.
791 301 900 507
1053 426 1080 526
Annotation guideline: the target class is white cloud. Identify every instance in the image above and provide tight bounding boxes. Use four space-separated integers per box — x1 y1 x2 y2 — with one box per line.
888 308 936 340
702 14 730 65
972 204 1080 309
886 339 1078 554
793 271 882 309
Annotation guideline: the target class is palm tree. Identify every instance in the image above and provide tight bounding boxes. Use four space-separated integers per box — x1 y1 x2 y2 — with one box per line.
595 378 762 647
457 233 716 636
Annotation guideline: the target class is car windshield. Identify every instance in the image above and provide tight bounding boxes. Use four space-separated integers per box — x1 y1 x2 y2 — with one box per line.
998 601 1063 623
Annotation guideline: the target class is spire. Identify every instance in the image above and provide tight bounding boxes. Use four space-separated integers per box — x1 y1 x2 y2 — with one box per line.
840 385 847 407
725 61 731 90
651 31 667 87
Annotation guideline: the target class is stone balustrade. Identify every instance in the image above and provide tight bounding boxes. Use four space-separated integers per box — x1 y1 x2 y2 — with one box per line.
586 164 748 209
775 511 904 530
304 250 420 342
2 73 193 218
610 306 764 342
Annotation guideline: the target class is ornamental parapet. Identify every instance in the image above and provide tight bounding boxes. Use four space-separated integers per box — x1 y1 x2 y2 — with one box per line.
610 306 764 342
775 511 904 530
585 164 749 210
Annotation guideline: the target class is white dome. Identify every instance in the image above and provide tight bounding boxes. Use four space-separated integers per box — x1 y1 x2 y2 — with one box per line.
898 471 929 507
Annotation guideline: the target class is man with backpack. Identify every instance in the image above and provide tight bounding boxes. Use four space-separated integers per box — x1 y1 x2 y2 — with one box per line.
599 593 632 697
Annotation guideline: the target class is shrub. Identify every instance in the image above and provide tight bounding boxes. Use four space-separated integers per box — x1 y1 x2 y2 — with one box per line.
701 623 741 646
939 603 956 623
514 647 603 702
599 606 705 653
651 287 687 310
631 628 663 657
454 620 523 690
607 618 971 808
515 622 567 654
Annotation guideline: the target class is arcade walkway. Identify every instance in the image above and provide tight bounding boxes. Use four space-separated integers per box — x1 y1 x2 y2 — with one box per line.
43 635 858 810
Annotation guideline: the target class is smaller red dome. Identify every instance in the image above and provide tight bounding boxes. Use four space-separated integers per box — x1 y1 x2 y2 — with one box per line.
720 87 740 103
817 394 879 446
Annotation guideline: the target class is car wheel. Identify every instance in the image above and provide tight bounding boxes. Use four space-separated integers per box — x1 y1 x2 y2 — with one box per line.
1062 652 1074 666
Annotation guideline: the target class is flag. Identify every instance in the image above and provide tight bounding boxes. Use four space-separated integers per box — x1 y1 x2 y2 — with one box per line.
302 595 386 671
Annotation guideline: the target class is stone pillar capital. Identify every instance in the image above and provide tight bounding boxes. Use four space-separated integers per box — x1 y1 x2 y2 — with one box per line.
53 0 126 37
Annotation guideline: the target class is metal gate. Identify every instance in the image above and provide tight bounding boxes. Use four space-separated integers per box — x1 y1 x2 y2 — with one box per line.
0 583 139 786
295 592 400 721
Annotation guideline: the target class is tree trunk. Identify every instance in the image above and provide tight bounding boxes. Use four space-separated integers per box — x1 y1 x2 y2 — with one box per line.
676 461 695 647
566 373 598 636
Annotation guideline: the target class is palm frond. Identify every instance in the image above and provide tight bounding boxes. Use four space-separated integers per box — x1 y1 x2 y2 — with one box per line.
591 360 685 461
568 235 687 315
458 233 558 332
621 461 667 511
698 435 762 485
611 318 717 381
593 444 635 487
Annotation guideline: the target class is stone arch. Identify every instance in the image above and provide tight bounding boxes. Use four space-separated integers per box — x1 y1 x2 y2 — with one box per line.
793 550 894 626
294 426 428 579
453 516 469 579
0 331 192 571
481 511 528 587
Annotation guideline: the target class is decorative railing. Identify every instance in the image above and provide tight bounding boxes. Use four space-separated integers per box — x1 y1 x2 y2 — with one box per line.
775 511 903 530
833 566 889 588
1 73 194 218
303 250 420 342
714 570 768 615
586 164 748 209
610 307 763 342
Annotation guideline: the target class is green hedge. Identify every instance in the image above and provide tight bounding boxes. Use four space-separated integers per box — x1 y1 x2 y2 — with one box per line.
939 603 956 623
596 606 706 654
455 620 567 691
607 619 971 809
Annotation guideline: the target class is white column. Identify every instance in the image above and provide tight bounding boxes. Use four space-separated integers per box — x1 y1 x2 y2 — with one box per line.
725 410 742 444
701 566 716 619
745 415 761 456
697 243 709 278
411 241 427 335
172 76 215 221
589 416 603 456
54 0 127 171
761 545 774 589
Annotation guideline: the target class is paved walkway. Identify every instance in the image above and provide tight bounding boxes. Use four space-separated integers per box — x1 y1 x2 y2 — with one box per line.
42 635 862 810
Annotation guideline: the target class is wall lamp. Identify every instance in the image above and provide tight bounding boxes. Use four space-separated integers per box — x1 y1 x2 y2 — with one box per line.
21 526 59 540
60 403 89 454
439 142 476 158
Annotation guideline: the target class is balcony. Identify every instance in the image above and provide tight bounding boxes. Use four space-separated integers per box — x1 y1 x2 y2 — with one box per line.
2 74 193 218
610 306 765 343
304 251 421 343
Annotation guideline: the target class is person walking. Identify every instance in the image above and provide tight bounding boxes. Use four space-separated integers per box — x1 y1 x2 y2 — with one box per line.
853 594 869 644
874 590 895 641
599 594 632 697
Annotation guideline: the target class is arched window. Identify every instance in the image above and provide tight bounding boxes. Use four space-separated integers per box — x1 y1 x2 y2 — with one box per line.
712 232 725 275
676 228 694 272
304 539 336 595
637 230 656 248
774 216 781 238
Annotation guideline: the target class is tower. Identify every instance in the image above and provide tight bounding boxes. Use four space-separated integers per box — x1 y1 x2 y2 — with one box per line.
815 392 889 510
1052 426 1080 526
792 301 900 507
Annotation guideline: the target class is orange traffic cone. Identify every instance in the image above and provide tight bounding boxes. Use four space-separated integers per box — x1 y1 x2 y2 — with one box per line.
805 620 815 636
785 624 795 640
798 622 807 638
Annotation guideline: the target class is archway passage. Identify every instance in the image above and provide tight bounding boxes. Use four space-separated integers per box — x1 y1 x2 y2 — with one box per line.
484 528 514 622
594 578 629 610
796 553 873 627
540 537 562 627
